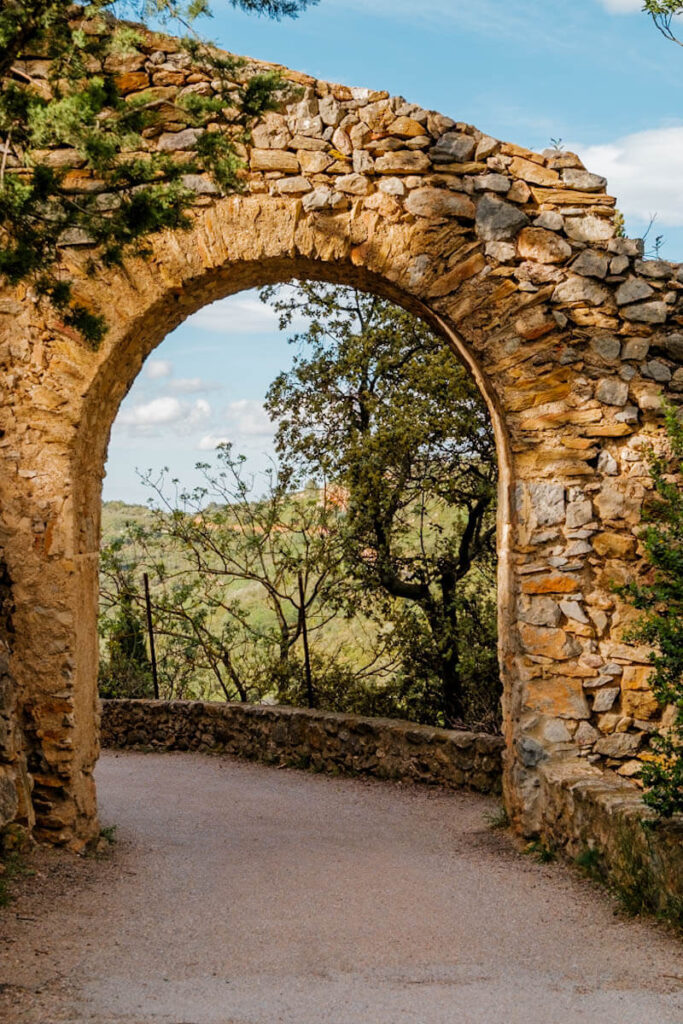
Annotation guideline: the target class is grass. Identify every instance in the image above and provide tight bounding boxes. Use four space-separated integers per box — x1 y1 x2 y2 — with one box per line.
524 840 556 864
99 824 117 845
484 805 509 830
0 851 33 908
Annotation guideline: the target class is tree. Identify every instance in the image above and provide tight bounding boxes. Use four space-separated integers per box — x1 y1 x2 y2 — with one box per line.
98 547 154 698
643 1 683 46
263 283 500 729
0 0 316 343
99 445 395 705
620 406 683 818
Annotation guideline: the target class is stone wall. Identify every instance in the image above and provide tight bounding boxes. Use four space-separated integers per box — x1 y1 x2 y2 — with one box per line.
539 761 683 923
100 699 504 794
1 21 683 844
0 557 31 835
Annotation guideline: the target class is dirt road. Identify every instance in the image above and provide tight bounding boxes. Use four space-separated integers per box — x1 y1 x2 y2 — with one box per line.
1 750 681 1023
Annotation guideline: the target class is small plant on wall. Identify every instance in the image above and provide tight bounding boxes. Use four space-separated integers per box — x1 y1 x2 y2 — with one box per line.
620 406 683 819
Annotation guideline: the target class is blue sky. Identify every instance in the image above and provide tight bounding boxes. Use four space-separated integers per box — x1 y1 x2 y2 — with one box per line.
104 0 683 502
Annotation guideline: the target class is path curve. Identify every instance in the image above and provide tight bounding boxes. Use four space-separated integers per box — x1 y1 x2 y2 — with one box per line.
1 751 681 1024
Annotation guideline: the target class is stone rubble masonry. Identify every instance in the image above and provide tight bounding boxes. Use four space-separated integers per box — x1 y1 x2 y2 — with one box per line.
100 699 505 794
538 760 683 922
1 21 682 851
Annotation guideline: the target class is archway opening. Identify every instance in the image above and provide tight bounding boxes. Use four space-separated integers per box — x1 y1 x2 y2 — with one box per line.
97 277 506 735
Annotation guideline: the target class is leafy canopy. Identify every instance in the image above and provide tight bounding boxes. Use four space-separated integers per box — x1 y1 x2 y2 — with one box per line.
263 283 500 729
0 0 316 343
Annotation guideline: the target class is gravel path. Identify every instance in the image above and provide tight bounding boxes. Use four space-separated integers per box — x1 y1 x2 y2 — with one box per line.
1 750 681 1024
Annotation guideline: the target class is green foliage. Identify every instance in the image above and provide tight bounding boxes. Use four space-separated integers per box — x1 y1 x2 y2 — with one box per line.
575 845 603 880
524 840 556 864
0 849 33 909
643 1 683 45
99 547 155 698
263 283 501 730
619 407 683 819
0 0 313 345
484 805 509 830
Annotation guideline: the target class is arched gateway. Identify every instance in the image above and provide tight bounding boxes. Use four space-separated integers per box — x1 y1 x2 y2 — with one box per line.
1 30 681 850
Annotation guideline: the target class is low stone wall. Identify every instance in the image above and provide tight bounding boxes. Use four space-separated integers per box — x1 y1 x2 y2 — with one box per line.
100 699 504 794
539 760 683 924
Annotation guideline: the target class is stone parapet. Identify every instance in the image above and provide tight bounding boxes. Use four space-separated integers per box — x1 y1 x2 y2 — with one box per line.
539 760 683 923
100 699 504 794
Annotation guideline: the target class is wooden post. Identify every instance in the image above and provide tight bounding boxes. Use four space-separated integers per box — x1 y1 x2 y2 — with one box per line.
143 572 159 699
297 570 314 709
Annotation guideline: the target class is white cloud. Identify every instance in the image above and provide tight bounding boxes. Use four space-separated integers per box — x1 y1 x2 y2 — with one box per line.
225 399 274 438
191 295 280 334
119 396 184 427
118 396 211 430
168 377 218 394
572 125 683 226
598 0 642 12
197 433 231 451
146 359 173 380
188 398 211 425
195 401 274 453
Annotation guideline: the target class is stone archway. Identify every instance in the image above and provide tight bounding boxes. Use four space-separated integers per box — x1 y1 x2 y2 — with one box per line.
1 29 681 850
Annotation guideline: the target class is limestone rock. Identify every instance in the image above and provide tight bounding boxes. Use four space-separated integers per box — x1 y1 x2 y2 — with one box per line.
524 677 590 719
590 335 621 361
475 195 529 241
529 482 565 525
597 450 618 475
319 96 343 126
533 211 563 231
592 688 619 713
643 359 672 383
559 600 589 624
615 278 654 306
566 498 593 528
517 227 571 264
593 532 636 559
335 173 372 195
594 732 642 758
622 665 653 690
653 333 683 362
275 176 312 194
250 149 299 172
375 151 430 174
564 215 614 242
570 250 609 279
621 301 668 324
552 276 611 307
622 338 649 361
509 156 558 186
405 188 475 220
561 169 607 192
158 127 201 151
520 596 562 628
594 482 628 521
634 258 671 279
621 690 659 719
430 132 475 163
475 135 498 160
595 378 629 406
473 173 510 193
